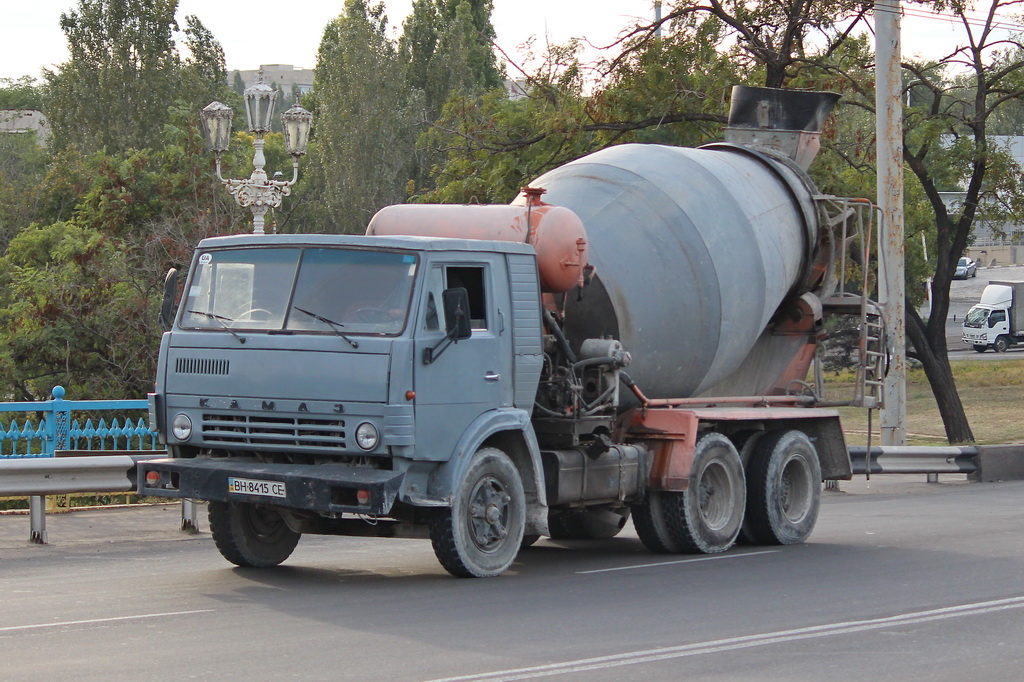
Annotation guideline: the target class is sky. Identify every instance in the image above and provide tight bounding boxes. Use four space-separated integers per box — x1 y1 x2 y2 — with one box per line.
0 1 1017 82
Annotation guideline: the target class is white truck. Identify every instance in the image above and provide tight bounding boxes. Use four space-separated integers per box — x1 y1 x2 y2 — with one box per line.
962 280 1024 352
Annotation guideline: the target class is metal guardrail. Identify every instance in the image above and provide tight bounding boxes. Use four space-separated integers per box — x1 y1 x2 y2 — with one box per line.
0 452 201 544
0 453 163 497
849 445 980 475
0 386 194 543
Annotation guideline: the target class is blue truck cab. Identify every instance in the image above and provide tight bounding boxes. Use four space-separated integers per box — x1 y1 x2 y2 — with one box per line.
141 233 558 576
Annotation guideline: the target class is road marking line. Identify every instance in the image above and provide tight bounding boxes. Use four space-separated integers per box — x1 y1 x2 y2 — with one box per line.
0 609 214 633
427 596 1024 681
576 550 779 574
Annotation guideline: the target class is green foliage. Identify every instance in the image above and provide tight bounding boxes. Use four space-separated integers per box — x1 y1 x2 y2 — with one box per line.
307 0 417 234
0 133 49 249
417 18 739 203
0 107 242 399
0 77 44 110
43 1 228 155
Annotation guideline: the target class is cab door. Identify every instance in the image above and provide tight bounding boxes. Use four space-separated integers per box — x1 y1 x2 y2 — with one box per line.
413 256 514 461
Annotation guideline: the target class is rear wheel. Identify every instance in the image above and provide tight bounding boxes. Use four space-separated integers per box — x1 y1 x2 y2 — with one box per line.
430 448 525 578
208 501 300 567
633 432 745 554
742 430 821 545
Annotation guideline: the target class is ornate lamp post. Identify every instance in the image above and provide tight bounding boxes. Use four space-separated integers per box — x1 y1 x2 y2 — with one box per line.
200 72 312 234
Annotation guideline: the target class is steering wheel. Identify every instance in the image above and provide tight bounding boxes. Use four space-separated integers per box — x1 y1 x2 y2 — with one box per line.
233 308 272 324
354 307 392 324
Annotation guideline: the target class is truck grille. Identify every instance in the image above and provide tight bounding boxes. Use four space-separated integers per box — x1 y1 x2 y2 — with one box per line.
176 358 230 376
201 413 346 450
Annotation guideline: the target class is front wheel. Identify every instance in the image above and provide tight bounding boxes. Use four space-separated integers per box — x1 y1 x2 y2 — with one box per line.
994 335 1010 352
208 501 301 567
973 344 988 353
430 448 526 578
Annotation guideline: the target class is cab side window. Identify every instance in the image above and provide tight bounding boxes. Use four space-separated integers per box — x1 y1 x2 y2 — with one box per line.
446 266 488 330
990 310 1006 327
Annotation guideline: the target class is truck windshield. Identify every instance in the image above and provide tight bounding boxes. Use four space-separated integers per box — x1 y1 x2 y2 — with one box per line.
963 307 989 328
180 247 417 335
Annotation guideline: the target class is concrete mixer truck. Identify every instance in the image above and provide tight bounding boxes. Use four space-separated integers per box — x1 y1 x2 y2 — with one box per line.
139 86 885 577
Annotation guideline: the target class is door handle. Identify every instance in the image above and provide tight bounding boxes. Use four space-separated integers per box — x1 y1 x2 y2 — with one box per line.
484 372 501 382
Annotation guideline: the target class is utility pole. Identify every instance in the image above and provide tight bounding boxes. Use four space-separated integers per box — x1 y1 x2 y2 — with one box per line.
876 0 907 445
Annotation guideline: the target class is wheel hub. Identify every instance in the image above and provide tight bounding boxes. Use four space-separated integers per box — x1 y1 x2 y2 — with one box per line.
467 475 511 552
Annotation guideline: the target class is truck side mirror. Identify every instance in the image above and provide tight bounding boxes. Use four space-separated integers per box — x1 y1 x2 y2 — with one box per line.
424 287 472 365
158 268 179 332
442 287 472 341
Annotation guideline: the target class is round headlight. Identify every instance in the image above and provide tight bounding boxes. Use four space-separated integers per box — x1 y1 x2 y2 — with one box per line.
171 413 193 441
355 422 379 451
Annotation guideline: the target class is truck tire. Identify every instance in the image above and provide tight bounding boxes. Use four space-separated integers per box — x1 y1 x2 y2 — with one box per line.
632 490 683 553
548 507 630 540
994 335 1010 352
208 501 300 567
973 344 988 353
634 432 745 554
429 448 526 578
741 430 821 545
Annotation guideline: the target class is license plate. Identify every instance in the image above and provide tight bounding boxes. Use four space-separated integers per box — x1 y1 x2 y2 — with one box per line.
228 477 286 498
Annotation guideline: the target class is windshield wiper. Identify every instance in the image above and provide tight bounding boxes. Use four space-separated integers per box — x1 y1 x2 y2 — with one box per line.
292 306 359 348
186 309 246 345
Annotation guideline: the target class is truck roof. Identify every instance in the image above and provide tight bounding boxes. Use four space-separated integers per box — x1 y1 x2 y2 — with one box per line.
195 232 537 256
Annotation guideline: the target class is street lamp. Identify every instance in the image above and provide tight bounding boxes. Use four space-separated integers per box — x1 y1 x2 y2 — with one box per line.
200 71 312 234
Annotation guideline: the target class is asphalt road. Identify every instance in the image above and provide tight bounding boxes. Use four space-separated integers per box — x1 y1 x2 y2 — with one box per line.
2 477 1024 681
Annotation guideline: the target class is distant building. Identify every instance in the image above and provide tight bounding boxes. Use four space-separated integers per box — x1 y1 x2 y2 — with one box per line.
231 64 314 102
0 109 49 145
505 78 529 101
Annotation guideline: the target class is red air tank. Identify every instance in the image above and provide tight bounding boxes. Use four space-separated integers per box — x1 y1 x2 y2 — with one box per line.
366 189 588 294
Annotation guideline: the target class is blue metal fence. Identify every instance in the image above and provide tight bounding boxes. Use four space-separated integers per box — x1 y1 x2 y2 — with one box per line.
0 385 159 458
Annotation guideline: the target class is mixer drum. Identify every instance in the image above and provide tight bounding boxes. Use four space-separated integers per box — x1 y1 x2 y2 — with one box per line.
524 142 821 399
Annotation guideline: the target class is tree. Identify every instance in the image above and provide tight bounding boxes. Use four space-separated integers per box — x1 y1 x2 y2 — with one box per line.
618 0 871 88
45 0 182 153
0 106 246 399
418 13 738 203
44 1 228 155
0 77 44 110
181 14 229 107
896 3 1024 442
309 0 418 233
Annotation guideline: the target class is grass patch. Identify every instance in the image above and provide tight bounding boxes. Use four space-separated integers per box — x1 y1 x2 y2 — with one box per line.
823 357 1024 446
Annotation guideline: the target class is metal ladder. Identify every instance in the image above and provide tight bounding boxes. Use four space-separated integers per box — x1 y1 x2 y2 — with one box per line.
815 195 887 410
856 303 886 409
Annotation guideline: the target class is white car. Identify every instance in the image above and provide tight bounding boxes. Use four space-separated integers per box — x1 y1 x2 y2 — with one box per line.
954 256 977 279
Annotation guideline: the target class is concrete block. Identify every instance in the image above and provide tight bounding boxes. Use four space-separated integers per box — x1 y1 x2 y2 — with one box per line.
971 445 1024 482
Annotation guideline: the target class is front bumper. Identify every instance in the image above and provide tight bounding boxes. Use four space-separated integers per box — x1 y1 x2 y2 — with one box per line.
138 457 404 516
962 333 988 345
